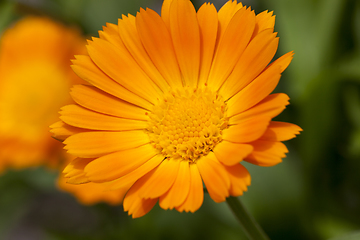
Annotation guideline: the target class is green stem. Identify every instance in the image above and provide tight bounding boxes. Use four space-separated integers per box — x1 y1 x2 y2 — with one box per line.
226 196 270 240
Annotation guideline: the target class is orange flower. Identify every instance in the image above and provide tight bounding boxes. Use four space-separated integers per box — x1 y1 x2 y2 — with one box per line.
0 17 85 172
52 0 302 218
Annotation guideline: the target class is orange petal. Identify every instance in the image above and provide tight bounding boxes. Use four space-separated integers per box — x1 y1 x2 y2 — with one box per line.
161 0 173 30
222 116 271 143
66 174 89 184
64 130 150 158
98 22 125 49
169 0 200 88
137 159 180 199
64 168 86 179
136 8 183 88
105 154 164 190
123 180 158 218
197 152 230 203
159 160 191 209
64 157 93 175
71 55 153 110
213 141 253 166
58 174 129 206
220 29 279 99
63 158 93 184
229 93 289 122
260 121 302 141
84 144 158 182
70 84 149 120
197 3 218 87
251 10 275 39
60 104 147 131
118 15 170 92
245 140 288 166
267 51 294 73
223 163 251 196
217 0 243 37
50 121 86 141
207 7 255 91
227 60 282 116
176 163 204 213
87 37 162 103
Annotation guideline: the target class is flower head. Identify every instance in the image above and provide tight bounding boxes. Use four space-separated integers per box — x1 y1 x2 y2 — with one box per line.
52 0 302 218
0 17 85 172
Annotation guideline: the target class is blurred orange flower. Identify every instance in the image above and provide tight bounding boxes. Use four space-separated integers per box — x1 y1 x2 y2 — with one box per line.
52 0 302 218
0 17 85 172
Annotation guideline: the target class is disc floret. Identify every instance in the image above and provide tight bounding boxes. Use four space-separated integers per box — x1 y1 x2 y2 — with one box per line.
146 87 228 162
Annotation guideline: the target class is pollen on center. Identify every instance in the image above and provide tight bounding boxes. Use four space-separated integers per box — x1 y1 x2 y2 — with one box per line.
146 87 228 162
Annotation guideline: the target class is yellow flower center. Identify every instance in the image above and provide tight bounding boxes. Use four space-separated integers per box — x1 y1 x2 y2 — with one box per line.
146 87 228 162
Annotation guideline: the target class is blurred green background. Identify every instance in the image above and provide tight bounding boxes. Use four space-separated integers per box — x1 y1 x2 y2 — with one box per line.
0 0 360 239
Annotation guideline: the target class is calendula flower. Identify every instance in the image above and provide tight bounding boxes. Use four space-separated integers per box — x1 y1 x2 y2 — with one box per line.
0 17 85 172
52 0 302 218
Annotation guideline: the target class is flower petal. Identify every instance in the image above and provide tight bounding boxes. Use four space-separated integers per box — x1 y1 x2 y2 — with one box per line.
64 130 150 158
220 29 279 99
50 121 86 141
229 93 289 122
223 163 251 196
84 144 158 182
137 158 180 199
245 140 288 166
169 0 200 88
260 121 302 141
105 154 164 190
251 10 275 39
71 55 153 110
213 141 253 166
176 163 203 213
207 7 255 91
64 158 93 184
222 116 271 143
136 8 183 88
64 158 93 176
197 3 218 87
197 152 230 203
161 0 173 29
58 174 129 206
118 15 170 92
60 104 147 131
267 51 294 73
217 0 243 36
66 174 89 184
123 180 158 218
226 60 282 116
98 22 125 49
87 37 162 103
70 84 149 120
159 160 190 209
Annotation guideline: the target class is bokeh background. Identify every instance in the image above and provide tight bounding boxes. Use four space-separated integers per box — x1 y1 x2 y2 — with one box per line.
0 0 360 239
